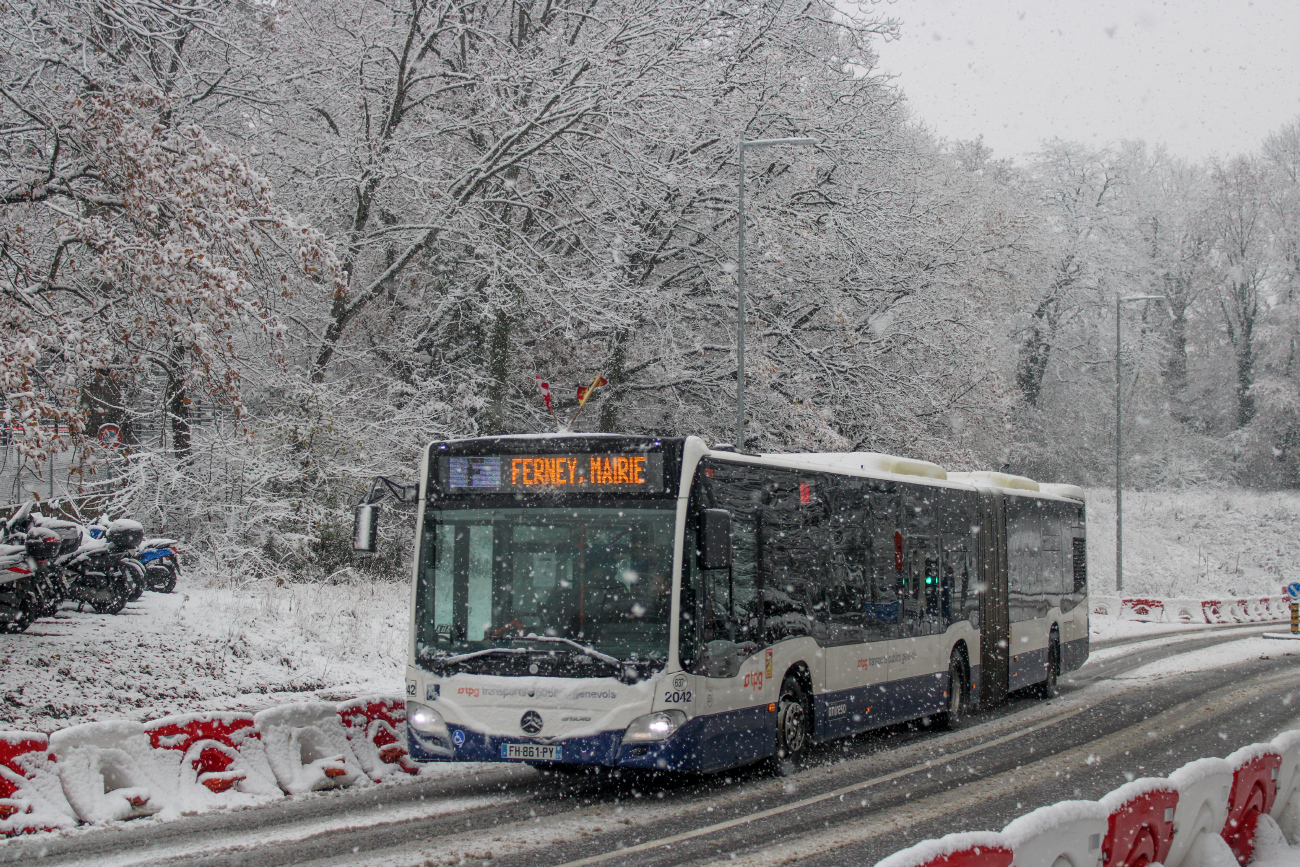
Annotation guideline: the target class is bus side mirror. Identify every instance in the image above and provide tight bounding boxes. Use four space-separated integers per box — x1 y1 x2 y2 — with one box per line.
698 508 732 570
353 503 379 554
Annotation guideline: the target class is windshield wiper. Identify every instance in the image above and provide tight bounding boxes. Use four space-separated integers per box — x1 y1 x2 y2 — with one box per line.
511 635 622 667
420 636 655 683
424 646 529 665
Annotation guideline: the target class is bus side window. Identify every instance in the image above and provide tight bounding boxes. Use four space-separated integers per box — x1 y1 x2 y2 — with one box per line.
1072 537 1087 595
864 488 901 638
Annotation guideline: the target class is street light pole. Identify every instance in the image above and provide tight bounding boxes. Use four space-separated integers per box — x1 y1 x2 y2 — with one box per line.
1116 292 1122 594
1115 293 1167 594
736 136 816 452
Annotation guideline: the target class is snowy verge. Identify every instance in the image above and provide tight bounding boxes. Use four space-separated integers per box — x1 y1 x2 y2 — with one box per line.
0 576 411 733
1084 489 1300 599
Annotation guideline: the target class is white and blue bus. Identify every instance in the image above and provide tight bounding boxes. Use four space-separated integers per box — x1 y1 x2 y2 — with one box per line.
364 434 1087 773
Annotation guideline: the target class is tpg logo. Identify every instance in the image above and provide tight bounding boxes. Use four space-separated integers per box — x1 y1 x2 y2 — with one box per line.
457 686 481 698
742 671 764 690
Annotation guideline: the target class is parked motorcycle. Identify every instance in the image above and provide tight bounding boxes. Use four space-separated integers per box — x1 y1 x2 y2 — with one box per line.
29 516 81 616
0 524 75 631
0 541 38 632
65 519 144 615
111 521 147 602
83 519 146 603
0 504 78 624
137 536 180 593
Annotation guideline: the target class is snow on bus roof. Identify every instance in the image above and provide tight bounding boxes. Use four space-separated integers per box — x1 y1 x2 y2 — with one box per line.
765 452 948 480
947 470 1040 492
431 432 662 445
1038 482 1086 502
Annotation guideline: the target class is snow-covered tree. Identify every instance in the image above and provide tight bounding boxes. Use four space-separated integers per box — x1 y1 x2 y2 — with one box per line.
1 78 342 462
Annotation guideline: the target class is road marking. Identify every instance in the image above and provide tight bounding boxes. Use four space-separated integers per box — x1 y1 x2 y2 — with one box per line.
551 705 1088 867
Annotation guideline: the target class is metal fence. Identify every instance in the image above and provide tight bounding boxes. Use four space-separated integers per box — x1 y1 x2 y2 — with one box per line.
0 416 213 510
0 438 83 508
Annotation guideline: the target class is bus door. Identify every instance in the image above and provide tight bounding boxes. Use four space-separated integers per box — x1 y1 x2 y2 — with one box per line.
976 490 1010 708
821 524 886 739
894 536 945 717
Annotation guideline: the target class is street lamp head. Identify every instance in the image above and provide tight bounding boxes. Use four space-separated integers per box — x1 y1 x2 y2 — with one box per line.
1119 294 1174 321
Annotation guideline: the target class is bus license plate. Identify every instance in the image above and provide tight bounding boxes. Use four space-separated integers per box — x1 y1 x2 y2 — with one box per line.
501 743 562 761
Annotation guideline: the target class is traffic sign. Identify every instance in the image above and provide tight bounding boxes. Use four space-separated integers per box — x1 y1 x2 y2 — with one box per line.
1286 582 1300 600
97 423 121 448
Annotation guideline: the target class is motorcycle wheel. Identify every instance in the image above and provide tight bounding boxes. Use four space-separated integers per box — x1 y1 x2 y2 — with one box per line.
147 560 178 593
123 559 146 602
88 566 129 615
157 560 177 594
36 573 63 618
0 582 37 633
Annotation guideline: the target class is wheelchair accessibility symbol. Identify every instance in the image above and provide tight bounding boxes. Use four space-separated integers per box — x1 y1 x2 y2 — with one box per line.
452 730 465 746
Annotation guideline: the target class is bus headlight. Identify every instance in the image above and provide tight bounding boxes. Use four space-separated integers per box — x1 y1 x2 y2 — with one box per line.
406 701 451 747
622 710 686 744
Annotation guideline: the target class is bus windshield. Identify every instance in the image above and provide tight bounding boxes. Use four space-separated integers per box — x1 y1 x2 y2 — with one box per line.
414 506 676 675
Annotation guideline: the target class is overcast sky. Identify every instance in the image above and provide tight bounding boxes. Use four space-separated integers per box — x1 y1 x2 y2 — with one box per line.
869 0 1300 163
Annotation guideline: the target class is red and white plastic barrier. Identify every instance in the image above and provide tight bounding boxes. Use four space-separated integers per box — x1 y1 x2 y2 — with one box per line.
254 702 366 795
1204 599 1232 624
1223 744 1283 863
1089 594 1292 625
874 832 1013 867
1166 757 1234 867
1000 799 1107 867
1098 778 1178 867
1272 731 1300 842
0 732 76 836
144 713 280 810
1119 598 1164 622
872 735 1300 867
48 721 171 823
337 697 419 780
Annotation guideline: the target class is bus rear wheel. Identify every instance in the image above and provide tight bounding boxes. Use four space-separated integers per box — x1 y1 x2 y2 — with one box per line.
1036 636 1061 699
939 655 967 729
772 675 811 775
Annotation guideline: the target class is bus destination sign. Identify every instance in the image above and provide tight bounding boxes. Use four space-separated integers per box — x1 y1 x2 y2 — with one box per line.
442 453 665 494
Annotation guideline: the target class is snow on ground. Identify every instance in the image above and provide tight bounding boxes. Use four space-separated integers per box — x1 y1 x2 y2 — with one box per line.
1086 488 1300 598
1249 816 1300 867
1088 615 1231 644
1107 635 1299 683
0 575 409 732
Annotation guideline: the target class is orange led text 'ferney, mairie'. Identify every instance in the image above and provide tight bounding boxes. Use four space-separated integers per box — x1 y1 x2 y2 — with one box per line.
510 455 647 486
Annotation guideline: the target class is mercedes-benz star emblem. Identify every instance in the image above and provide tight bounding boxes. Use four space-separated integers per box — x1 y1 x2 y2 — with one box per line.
520 710 544 735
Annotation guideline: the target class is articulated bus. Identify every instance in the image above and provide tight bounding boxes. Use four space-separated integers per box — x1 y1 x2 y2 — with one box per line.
365 434 1088 774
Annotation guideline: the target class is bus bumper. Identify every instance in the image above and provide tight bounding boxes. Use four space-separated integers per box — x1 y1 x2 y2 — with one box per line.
408 710 773 773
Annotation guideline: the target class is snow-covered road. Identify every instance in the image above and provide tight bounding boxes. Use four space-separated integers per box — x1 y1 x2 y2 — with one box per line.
3 624 1296 867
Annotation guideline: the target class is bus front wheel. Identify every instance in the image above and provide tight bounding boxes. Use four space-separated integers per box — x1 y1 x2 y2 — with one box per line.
773 675 811 774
